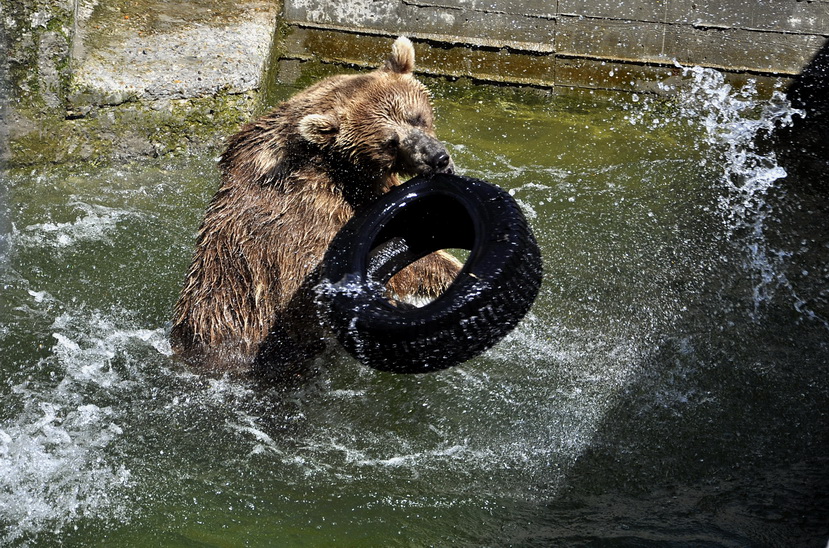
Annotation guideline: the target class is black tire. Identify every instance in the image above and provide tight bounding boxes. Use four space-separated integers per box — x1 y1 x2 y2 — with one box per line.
316 173 543 373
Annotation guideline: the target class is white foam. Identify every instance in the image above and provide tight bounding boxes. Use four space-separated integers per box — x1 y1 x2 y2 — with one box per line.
0 308 171 543
13 200 141 251
0 397 131 544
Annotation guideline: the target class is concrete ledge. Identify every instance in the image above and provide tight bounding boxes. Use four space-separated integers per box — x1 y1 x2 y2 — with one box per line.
284 0 555 52
560 0 829 34
281 27 557 85
557 16 825 74
279 25 793 97
69 0 277 112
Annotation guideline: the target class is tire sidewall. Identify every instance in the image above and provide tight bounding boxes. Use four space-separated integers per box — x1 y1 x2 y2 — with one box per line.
318 174 542 373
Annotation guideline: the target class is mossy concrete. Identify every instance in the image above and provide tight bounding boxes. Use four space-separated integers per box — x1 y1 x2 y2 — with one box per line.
1 0 279 167
277 28 788 99
6 90 259 165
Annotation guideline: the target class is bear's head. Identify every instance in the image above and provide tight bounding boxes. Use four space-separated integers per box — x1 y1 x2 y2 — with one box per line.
299 37 455 188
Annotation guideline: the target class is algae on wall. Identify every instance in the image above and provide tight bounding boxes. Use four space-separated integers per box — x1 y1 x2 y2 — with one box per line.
0 4 10 164
0 0 75 164
280 0 827 95
0 0 73 113
0 0 280 167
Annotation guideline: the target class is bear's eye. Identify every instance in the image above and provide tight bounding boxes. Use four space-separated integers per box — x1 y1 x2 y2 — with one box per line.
386 134 400 149
408 114 426 127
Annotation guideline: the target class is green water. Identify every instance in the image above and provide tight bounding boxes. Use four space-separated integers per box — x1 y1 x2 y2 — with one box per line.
1 73 827 546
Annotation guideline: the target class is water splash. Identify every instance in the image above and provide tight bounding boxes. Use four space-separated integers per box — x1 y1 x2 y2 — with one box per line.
0 399 131 545
0 308 171 544
673 65 801 228
13 200 141 251
670 63 805 317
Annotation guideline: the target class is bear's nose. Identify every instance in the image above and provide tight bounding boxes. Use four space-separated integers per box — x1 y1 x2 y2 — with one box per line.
401 130 455 175
433 151 451 171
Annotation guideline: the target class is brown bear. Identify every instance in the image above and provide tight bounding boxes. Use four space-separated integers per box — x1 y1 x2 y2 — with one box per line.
170 36 462 379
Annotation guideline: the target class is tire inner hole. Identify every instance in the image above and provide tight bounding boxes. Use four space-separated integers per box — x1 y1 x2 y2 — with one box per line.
366 194 476 307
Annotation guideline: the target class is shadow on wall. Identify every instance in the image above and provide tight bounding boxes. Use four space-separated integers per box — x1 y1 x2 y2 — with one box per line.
775 39 829 194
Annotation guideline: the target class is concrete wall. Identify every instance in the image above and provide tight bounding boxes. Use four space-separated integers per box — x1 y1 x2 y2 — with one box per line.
0 0 279 166
2 0 827 166
281 0 829 90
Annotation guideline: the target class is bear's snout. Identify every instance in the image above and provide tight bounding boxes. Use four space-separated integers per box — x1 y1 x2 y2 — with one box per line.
401 129 455 176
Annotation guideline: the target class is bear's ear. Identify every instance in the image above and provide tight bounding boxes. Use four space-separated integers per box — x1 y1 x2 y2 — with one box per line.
298 113 339 146
384 36 415 75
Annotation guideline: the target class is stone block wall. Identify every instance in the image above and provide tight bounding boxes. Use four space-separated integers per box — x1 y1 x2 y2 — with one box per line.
281 0 829 90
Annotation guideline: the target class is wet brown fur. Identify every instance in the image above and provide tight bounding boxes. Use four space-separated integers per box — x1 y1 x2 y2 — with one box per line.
170 37 462 378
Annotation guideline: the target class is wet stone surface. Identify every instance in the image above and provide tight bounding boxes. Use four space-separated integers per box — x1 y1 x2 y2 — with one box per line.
69 0 277 110
1 0 278 166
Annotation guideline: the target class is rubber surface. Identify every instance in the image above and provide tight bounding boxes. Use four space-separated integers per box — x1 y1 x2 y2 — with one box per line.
317 173 543 373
